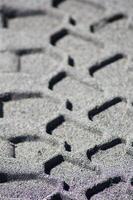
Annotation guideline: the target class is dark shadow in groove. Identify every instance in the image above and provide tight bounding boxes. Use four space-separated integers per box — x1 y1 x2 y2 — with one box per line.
68 56 75 67
44 155 64 175
0 172 38 183
90 13 126 33
48 71 67 90
63 181 70 191
89 53 125 76
88 97 123 121
1 12 8 28
50 29 68 46
0 92 42 118
16 48 43 56
66 100 73 111
106 13 126 23
69 17 76 26
52 0 66 8
87 138 122 161
0 173 8 183
131 178 133 186
1 8 46 28
9 135 40 145
4 8 45 19
46 115 65 135
100 138 122 150
51 193 62 200
64 141 71 152
0 102 4 118
0 92 42 102
87 145 98 161
86 177 121 199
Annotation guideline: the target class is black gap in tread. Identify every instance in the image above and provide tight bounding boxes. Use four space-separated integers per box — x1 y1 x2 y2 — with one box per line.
50 29 68 46
88 97 123 121
87 138 122 161
46 115 65 135
9 135 40 144
89 53 125 76
90 13 126 33
0 92 42 102
69 17 76 26
44 155 64 175
68 56 75 67
52 0 66 8
131 178 133 186
16 48 42 56
63 181 70 191
1 8 46 28
66 100 73 111
0 173 8 183
86 177 122 199
0 102 4 118
48 71 67 90
64 141 71 152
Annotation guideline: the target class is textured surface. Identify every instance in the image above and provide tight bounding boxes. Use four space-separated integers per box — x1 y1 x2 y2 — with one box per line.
0 0 133 199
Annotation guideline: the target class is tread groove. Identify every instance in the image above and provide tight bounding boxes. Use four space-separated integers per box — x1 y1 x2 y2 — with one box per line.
0 92 42 102
46 115 65 134
48 71 67 90
9 135 40 144
1 8 46 28
44 155 64 175
89 53 125 76
88 97 123 121
64 141 71 152
90 13 126 33
66 100 73 111
52 0 66 8
68 56 75 67
69 17 76 26
0 102 4 118
87 138 122 161
50 29 68 46
86 177 122 199
63 181 70 191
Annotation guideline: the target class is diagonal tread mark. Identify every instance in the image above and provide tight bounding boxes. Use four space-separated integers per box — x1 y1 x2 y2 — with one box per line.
89 53 125 76
87 138 122 161
44 155 64 175
88 97 123 121
86 176 122 199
